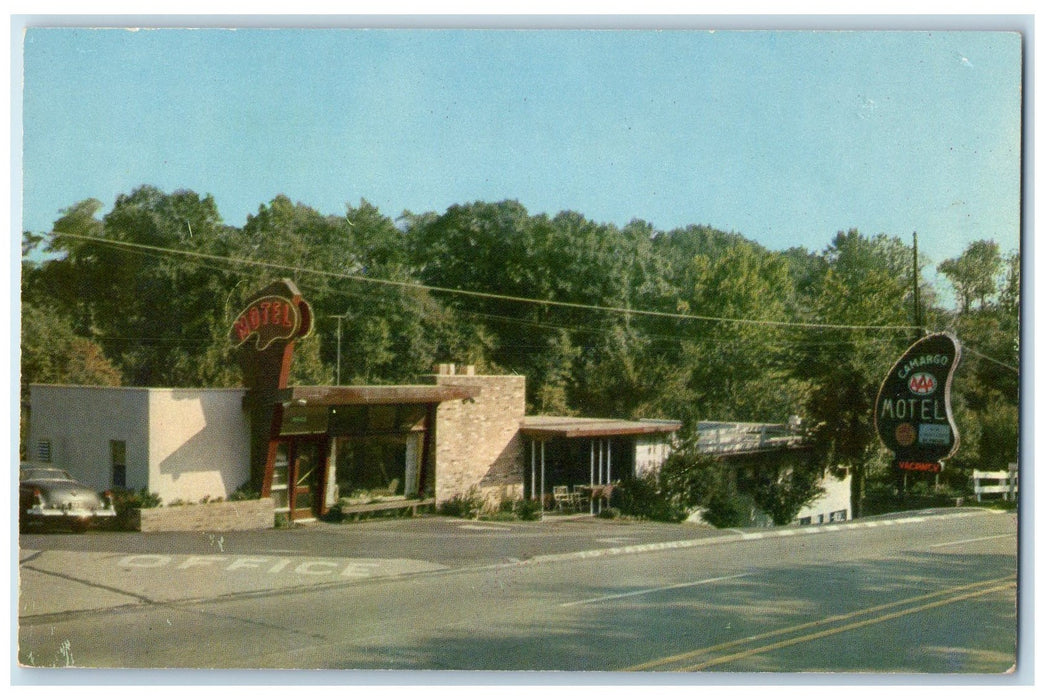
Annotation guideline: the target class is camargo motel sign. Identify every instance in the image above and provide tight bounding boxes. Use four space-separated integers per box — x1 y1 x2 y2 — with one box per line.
874 332 961 473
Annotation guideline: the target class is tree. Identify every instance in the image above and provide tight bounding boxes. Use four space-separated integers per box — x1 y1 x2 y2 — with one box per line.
938 239 1003 312
793 230 915 518
750 453 826 525
670 239 803 422
20 302 123 456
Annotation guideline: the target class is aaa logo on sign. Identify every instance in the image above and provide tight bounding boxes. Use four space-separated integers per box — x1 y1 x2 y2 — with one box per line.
907 372 937 396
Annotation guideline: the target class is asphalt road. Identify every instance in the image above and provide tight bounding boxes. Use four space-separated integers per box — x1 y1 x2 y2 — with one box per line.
17 508 1019 675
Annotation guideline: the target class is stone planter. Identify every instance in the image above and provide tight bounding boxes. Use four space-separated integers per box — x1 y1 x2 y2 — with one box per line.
131 498 275 532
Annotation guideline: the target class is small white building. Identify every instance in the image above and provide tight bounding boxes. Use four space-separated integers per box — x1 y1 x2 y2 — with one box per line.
793 471 853 524
27 385 251 503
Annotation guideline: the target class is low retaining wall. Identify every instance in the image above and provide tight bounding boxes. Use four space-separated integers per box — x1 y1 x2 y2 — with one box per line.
132 498 274 532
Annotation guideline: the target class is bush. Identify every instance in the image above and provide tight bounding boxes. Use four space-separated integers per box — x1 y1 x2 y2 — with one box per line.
701 488 748 528
611 475 687 522
111 487 162 530
512 497 543 521
482 497 543 522
439 486 485 519
228 482 260 501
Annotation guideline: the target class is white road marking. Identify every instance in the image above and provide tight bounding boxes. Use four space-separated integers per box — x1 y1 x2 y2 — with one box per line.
596 537 639 544
928 534 1015 549
113 553 445 578
560 573 752 608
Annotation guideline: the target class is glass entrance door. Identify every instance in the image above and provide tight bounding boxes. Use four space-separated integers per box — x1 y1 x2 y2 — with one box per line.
291 440 322 520
269 439 327 522
271 443 291 516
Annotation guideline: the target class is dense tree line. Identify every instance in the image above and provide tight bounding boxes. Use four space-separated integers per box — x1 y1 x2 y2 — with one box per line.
21 185 1021 517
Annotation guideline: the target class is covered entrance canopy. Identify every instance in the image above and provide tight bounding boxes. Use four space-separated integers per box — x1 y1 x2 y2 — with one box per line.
520 416 681 515
264 384 480 521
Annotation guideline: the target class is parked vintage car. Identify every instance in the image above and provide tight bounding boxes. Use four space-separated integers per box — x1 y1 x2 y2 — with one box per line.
19 463 117 532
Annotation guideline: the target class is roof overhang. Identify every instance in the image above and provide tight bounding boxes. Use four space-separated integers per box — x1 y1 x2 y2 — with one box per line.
276 384 480 407
520 416 681 439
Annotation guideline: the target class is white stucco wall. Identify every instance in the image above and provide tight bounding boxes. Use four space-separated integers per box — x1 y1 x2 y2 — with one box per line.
635 435 673 477
147 389 250 503
28 385 150 492
794 471 853 524
28 385 250 503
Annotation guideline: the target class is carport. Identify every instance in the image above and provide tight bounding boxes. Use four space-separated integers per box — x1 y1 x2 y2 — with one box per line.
519 417 680 516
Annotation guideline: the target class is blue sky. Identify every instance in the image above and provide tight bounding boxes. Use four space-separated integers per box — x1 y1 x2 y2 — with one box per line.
19 27 1023 284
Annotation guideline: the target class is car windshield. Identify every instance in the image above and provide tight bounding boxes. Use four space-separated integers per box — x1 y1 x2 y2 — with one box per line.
20 467 75 482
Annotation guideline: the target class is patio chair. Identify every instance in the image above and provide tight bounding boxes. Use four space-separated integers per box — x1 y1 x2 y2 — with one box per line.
552 485 573 511
573 486 591 510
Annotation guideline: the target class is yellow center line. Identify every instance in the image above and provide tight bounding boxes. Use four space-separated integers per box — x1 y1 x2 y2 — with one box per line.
681 581 1015 671
624 576 1016 672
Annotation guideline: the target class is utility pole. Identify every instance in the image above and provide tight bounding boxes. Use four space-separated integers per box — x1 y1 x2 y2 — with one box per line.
333 313 349 385
913 231 923 340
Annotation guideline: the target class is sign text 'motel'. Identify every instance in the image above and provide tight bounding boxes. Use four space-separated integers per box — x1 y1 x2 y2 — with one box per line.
874 332 961 473
230 295 306 351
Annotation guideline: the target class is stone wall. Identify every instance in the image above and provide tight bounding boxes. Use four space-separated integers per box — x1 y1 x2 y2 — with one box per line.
432 369 526 506
133 498 275 532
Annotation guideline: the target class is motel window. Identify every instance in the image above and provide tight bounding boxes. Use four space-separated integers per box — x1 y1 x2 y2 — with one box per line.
36 439 52 463
830 510 848 522
111 440 127 489
798 517 812 526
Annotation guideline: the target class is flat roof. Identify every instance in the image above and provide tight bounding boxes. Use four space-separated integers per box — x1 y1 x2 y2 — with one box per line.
277 384 481 406
520 416 681 439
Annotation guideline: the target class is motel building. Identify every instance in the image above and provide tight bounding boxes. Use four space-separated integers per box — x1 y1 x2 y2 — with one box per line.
26 367 680 523
25 280 850 527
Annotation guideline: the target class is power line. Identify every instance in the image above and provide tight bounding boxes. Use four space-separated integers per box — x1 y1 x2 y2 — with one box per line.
962 346 1019 373
46 230 921 333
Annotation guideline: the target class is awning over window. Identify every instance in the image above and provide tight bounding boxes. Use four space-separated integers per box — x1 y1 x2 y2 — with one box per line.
520 416 681 439
276 384 481 407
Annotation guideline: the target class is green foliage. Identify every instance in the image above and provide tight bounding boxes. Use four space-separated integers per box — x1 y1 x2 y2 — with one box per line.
938 239 1003 312
228 482 261 501
611 474 687 522
750 462 825 526
439 486 486 519
21 187 1018 516
505 497 543 521
111 488 162 529
700 487 749 529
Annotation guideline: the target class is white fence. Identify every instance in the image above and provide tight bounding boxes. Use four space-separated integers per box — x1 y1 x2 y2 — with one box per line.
972 465 1019 502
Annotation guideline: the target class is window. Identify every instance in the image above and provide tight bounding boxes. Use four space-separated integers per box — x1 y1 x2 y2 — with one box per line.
110 440 127 488
36 439 52 462
830 510 848 522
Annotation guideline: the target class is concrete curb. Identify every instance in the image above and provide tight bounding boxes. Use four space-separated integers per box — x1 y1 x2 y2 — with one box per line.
528 508 990 566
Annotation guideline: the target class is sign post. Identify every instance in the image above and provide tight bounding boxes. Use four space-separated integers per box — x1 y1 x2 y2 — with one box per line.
229 279 314 492
874 333 961 491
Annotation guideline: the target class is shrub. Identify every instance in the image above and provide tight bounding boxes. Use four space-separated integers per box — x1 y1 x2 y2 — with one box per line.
439 486 485 519
611 475 686 522
229 482 261 501
322 502 347 523
701 488 748 528
513 497 543 521
111 487 162 530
